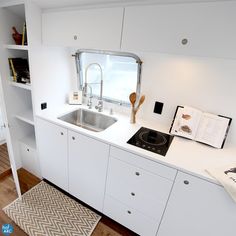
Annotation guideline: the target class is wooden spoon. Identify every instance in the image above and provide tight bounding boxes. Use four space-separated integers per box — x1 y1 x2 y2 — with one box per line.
135 95 145 114
129 92 136 108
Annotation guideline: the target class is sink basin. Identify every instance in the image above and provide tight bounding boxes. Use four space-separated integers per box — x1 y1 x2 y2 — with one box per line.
58 108 117 132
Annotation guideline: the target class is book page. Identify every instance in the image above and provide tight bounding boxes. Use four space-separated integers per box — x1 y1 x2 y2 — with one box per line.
170 106 202 139
195 113 230 148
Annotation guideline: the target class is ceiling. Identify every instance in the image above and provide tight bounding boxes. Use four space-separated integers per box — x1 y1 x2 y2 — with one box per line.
29 0 236 9
0 0 234 10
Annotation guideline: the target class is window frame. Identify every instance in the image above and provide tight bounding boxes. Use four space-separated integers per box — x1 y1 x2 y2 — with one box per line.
75 49 142 106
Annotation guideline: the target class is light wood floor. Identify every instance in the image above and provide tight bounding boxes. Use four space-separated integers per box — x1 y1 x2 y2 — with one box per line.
0 169 137 236
0 143 11 178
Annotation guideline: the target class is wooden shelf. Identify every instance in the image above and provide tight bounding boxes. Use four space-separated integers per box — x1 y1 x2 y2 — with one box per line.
4 44 28 50
19 134 36 150
15 110 34 125
9 81 31 90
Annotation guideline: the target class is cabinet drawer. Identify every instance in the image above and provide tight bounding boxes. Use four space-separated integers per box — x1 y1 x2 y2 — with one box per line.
110 146 176 180
106 156 172 220
104 195 159 236
19 142 38 177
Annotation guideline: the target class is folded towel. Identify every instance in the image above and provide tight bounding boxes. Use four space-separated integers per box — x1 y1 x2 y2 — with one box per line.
206 164 236 203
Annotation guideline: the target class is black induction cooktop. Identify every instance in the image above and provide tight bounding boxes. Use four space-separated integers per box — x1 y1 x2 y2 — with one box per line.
127 127 174 156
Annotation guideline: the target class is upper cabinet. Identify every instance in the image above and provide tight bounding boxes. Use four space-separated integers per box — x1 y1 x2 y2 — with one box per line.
121 2 236 58
42 7 124 50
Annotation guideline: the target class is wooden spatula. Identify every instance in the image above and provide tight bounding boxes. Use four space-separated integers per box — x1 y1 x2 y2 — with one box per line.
129 92 136 107
135 95 145 114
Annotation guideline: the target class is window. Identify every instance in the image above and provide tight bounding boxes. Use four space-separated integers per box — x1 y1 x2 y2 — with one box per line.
75 50 142 106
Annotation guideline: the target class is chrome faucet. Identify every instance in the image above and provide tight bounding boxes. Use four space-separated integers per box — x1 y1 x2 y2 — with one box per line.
86 84 93 109
84 63 103 112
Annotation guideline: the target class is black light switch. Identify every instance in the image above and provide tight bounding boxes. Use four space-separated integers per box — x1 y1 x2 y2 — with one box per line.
153 101 163 114
41 102 47 110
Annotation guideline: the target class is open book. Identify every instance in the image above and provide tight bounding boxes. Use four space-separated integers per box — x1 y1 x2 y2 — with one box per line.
206 164 236 202
169 106 232 148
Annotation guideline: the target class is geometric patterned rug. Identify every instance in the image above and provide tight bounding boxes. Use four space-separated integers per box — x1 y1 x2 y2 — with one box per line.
3 181 101 236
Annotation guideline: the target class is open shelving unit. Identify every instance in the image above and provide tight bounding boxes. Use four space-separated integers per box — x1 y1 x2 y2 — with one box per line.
9 81 31 90
15 110 34 125
19 134 36 150
4 44 28 50
0 2 39 179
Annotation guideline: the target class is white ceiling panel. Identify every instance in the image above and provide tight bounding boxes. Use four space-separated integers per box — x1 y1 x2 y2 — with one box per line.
31 0 236 9
0 0 235 10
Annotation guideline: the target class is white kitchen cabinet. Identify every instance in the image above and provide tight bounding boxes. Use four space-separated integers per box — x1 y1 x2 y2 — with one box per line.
122 2 236 58
19 141 38 177
42 7 124 50
157 171 236 236
104 146 176 235
104 195 158 236
36 118 68 191
68 130 109 212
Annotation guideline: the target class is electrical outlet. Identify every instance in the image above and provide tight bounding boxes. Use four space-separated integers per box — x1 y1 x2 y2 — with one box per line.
153 101 163 114
41 102 47 110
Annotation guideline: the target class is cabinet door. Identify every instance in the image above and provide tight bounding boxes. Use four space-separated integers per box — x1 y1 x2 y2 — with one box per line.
68 130 109 212
19 142 39 177
122 2 236 58
36 118 68 191
158 171 236 236
42 7 123 50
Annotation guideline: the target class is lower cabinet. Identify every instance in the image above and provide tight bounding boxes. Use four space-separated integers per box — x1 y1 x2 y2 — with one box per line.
36 118 68 191
68 130 109 212
157 171 236 236
103 146 177 236
19 142 39 177
36 118 236 236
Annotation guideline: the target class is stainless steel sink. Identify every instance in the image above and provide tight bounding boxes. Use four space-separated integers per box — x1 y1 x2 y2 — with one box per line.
58 108 117 132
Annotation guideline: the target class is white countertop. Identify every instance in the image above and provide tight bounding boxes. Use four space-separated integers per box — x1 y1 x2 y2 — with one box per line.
36 104 236 184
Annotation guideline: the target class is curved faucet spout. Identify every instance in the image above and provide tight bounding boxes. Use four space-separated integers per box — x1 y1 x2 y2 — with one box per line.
85 63 103 112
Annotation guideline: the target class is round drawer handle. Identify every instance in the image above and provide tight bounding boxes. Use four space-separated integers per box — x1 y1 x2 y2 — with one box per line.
135 172 140 176
27 148 29 152
184 180 189 185
72 137 75 140
131 192 135 196
74 35 78 40
182 38 188 45
127 210 131 214
60 132 64 135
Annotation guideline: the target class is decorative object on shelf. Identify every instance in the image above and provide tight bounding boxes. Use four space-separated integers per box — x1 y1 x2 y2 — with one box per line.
12 26 22 45
22 22 27 45
9 59 17 82
129 92 145 124
8 58 30 84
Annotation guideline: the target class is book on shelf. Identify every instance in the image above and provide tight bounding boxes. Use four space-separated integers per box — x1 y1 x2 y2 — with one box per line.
9 58 17 82
169 106 232 148
8 58 30 84
22 22 27 46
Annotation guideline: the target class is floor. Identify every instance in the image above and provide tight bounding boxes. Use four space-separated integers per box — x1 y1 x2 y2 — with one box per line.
0 143 11 179
0 169 137 236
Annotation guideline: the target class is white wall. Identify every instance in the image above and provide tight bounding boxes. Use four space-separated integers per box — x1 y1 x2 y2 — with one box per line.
31 46 73 114
135 52 236 146
0 102 6 144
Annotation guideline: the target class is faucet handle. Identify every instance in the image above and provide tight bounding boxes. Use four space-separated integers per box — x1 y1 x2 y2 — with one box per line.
109 108 113 115
95 100 103 112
